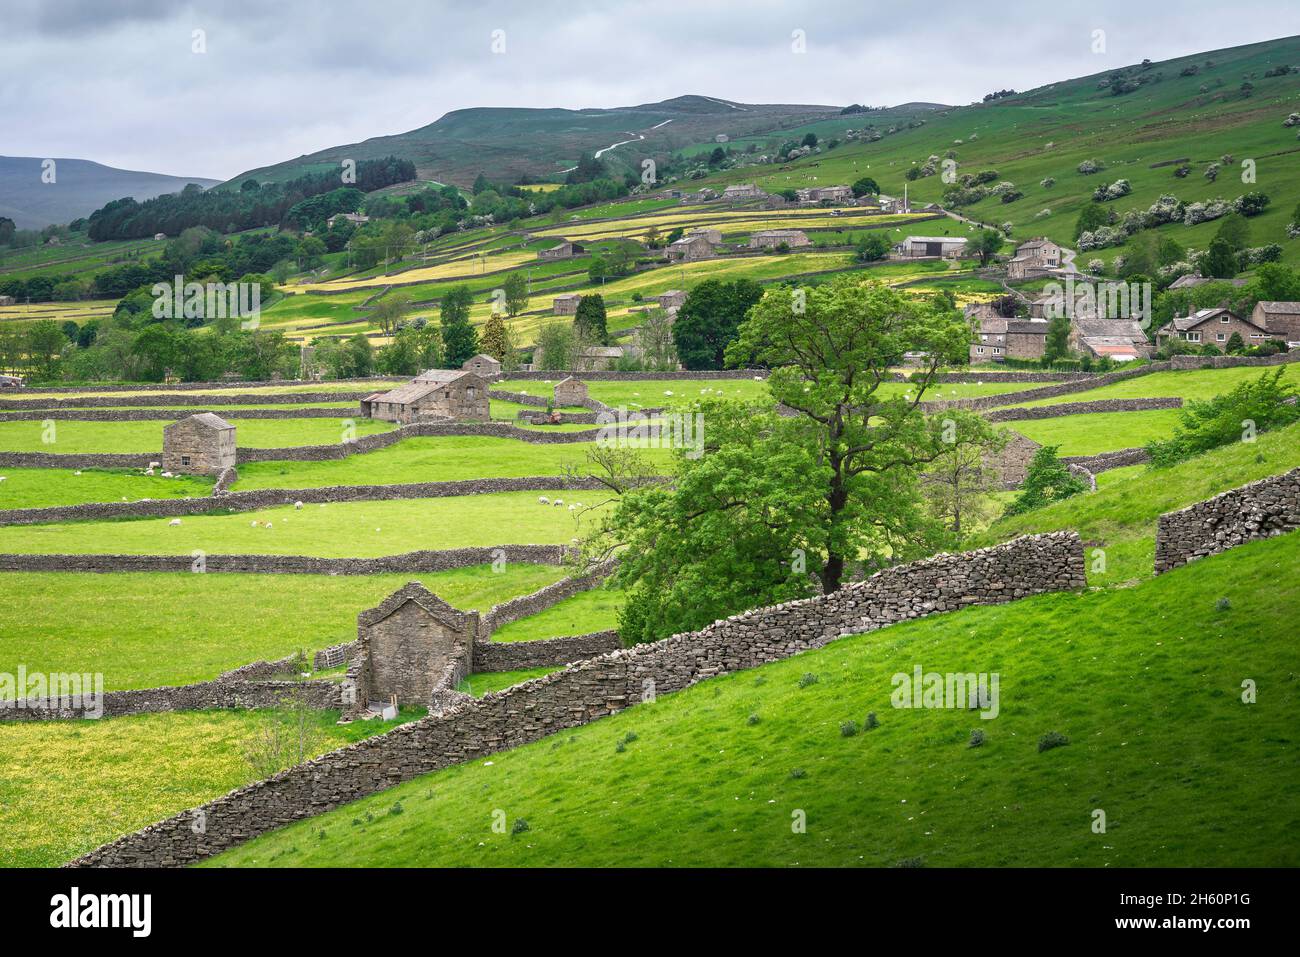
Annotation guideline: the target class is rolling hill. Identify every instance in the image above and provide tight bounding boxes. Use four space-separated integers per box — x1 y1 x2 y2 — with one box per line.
0 156 220 230
223 95 858 189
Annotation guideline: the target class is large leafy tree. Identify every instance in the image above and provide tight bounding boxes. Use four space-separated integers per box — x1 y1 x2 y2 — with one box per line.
573 293 608 345
671 278 764 370
479 311 514 365
596 278 993 643
972 228 1004 266
501 270 529 318
439 285 478 366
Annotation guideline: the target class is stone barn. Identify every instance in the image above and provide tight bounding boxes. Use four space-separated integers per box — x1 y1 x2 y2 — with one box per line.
554 376 588 406
462 353 502 378
162 413 236 475
553 293 582 315
352 583 479 709
361 370 489 423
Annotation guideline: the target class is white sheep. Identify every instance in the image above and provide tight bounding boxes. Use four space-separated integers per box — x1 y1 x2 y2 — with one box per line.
251 520 260 527
168 519 181 526
265 522 272 529
568 504 575 511
74 470 81 476
144 468 154 476
161 471 173 478
294 501 303 510
0 476 6 482
553 498 563 507
538 496 550 505
149 461 160 468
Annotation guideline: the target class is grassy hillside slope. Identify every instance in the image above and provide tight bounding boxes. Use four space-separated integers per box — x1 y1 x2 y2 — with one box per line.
206 531 1299 868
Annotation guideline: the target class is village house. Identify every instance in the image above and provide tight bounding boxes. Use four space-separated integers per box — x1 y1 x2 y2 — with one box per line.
162 413 236 476
1006 237 1063 280
963 300 1005 321
1167 274 1250 290
655 289 687 311
722 183 767 202
554 376 588 406
1250 301 1300 346
894 235 967 259
666 233 716 262
1070 318 1152 362
537 240 585 260
749 229 811 250
1155 307 1273 350
154 232 167 241
0 374 25 388
462 353 502 377
361 370 489 423
688 228 723 245
970 317 1007 363
552 293 583 315
0 295 15 307
328 212 370 228
796 184 854 204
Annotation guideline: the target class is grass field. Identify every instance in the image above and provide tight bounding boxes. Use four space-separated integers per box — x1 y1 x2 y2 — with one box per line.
1010 409 1184 456
0 417 392 454
0 467 214 509
488 586 624 642
230 435 673 491
1001 364 1300 409
0 492 605 555
0 706 420 868
0 564 566 693
981 420 1300 584
203 531 1300 868
457 668 560 697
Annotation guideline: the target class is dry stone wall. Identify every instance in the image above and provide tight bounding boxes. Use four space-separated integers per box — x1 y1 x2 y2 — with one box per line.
986 397 1181 421
0 407 351 422
0 391 371 411
0 545 576 575
480 562 615 635
2 678 340 722
472 631 622 671
69 531 1083 867
1153 467 1300 573
0 477 608 526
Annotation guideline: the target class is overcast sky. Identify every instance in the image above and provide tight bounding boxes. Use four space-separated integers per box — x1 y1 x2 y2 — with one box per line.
3 1 1296 181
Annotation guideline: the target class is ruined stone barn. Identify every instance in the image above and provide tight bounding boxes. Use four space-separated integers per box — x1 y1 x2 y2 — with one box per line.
537 240 585 260
351 583 480 710
360 370 489 423
162 412 236 475
554 376 588 406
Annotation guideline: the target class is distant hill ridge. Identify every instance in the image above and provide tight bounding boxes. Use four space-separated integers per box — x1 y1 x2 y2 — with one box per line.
0 156 219 230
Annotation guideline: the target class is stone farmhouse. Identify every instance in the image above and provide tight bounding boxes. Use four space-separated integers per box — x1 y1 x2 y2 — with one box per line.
688 227 723 245
554 376 588 405
1250 301 1300 347
666 233 716 262
0 295 15 306
1070 318 1152 362
1155 307 1273 351
361 370 489 423
462 353 502 377
722 183 767 202
749 229 811 250
162 413 236 476
796 184 854 204
895 235 967 259
553 293 583 315
655 289 687 311
538 240 585 260
328 212 369 227
1006 237 1063 280
971 317 1050 363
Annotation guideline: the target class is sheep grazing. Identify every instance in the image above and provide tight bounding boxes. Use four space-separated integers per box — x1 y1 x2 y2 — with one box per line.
149 461 160 469
538 496 550 505
294 501 304 510
168 519 182 526
264 522 272 529
161 471 174 478
553 498 563 507
74 470 82 476
0 476 6 482
568 504 575 511
251 520 260 527
145 468 154 476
